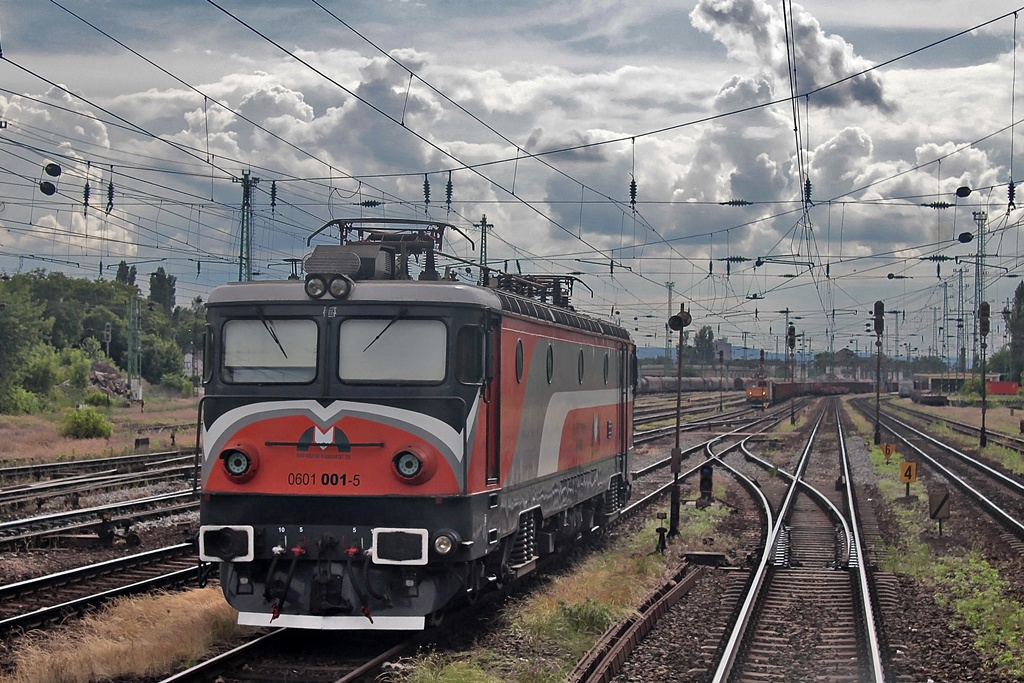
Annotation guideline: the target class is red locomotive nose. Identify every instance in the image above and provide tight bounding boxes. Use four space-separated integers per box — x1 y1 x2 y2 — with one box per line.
219 442 260 483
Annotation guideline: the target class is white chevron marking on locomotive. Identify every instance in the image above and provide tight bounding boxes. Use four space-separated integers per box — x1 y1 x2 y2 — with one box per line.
205 397 475 465
536 388 620 477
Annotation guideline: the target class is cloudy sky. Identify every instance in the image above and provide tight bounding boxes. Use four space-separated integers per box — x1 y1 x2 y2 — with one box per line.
1 0 1023 361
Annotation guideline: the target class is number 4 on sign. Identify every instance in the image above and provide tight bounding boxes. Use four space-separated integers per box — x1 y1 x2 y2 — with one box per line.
900 461 917 498
881 443 896 463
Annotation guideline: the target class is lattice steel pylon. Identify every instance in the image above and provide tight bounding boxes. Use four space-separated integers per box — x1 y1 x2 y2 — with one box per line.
127 295 142 401
235 170 260 281
475 214 492 285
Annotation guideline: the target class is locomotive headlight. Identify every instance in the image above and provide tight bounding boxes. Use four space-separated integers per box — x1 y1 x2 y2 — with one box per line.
433 535 452 554
394 451 423 478
432 532 459 555
390 446 436 484
304 275 327 298
219 443 259 482
223 450 251 476
328 274 353 299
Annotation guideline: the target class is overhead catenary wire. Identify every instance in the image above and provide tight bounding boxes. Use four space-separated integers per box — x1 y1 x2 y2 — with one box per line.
0 3 1019 342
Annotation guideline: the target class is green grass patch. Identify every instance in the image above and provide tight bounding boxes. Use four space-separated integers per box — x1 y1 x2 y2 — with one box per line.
933 552 1024 677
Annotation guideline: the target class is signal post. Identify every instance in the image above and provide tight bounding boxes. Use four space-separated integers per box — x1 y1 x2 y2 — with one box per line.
667 304 692 537
979 301 990 447
788 324 796 425
873 301 884 445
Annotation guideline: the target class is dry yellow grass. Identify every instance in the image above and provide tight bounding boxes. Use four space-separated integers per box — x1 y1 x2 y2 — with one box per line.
1 587 247 683
0 395 199 463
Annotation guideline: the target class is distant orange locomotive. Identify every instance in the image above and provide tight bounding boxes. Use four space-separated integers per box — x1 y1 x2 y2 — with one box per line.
197 219 635 630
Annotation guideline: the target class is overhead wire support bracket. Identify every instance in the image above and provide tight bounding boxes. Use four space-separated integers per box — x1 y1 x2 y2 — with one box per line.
753 255 815 268
575 258 633 274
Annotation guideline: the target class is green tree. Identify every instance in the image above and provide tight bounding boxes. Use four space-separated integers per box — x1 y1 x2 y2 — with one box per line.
141 333 183 383
813 351 835 377
989 347 1012 376
0 280 52 412
694 325 715 364
148 267 177 314
22 344 61 397
910 355 948 374
115 261 137 286
59 347 94 391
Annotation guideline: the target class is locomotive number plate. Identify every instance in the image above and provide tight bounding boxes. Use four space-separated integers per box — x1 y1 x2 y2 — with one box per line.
287 472 362 487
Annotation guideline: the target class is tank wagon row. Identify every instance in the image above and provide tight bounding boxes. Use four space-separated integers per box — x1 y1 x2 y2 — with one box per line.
636 375 740 394
197 219 635 630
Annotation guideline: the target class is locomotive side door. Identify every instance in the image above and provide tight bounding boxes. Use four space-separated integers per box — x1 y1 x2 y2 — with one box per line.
484 317 500 485
620 343 633 457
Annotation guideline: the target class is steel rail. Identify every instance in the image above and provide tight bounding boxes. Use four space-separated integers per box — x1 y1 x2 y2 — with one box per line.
0 555 199 632
855 401 1024 539
836 401 887 682
734 433 853 568
0 463 196 508
0 489 195 533
0 449 196 481
157 629 287 683
872 403 1024 495
631 412 776 478
710 403 827 683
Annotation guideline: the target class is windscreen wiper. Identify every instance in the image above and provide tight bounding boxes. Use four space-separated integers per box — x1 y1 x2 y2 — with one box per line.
256 306 288 358
363 307 408 352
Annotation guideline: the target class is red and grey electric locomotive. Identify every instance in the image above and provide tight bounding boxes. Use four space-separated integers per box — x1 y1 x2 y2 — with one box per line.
197 219 635 630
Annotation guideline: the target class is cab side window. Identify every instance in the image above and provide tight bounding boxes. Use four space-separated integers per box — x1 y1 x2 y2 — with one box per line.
455 325 484 384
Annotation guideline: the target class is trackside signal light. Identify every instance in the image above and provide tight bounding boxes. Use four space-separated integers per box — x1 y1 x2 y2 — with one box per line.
979 301 991 336
699 463 714 500
873 300 885 335
787 325 796 350
668 310 692 331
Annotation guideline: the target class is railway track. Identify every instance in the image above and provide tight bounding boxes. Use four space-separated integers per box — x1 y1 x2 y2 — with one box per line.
0 404 756 644
0 454 197 518
0 489 197 550
573 399 888 682
0 448 198 483
1 397 873 681
708 400 885 682
855 398 1024 545
0 543 202 633
883 398 1024 454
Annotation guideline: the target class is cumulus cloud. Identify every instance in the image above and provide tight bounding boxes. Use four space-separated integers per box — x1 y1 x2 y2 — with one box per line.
691 0 896 113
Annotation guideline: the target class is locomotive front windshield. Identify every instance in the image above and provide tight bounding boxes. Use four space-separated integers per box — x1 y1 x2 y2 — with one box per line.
338 317 447 383
222 318 318 383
